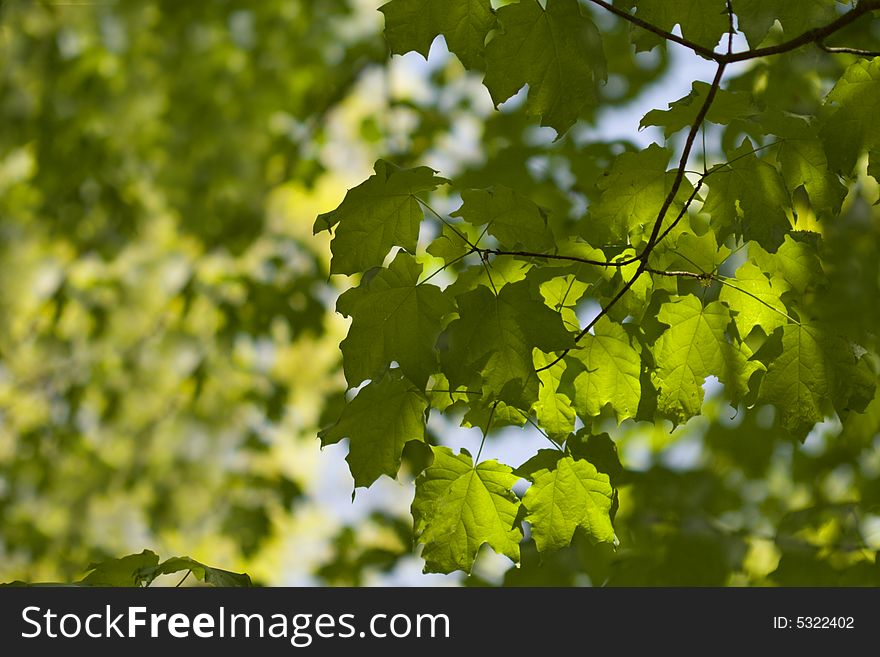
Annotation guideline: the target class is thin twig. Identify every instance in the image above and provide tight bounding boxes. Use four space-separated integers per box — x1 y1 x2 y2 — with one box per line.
726 0 736 55
477 247 626 268
646 268 802 325
653 140 784 249
646 268 713 281
818 38 880 57
640 61 727 259
536 272 638 372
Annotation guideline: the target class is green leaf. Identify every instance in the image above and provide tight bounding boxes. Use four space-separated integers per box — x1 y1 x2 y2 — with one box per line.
759 111 846 220
337 251 454 388
749 236 823 295
735 0 840 47
314 160 448 275
641 82 755 137
758 323 854 438
79 550 160 587
380 0 495 69
532 349 576 441
820 58 880 175
462 399 529 430
440 281 574 409
483 0 606 136
869 150 880 189
661 230 730 275
412 446 522 573
567 317 642 422
445 254 532 297
427 223 476 264
653 295 760 423
615 250 655 318
703 139 791 250
624 0 729 51
567 431 624 485
514 448 566 479
151 557 252 587
452 186 555 251
320 371 428 488
590 143 693 243
719 261 791 338
538 272 592 332
521 454 615 553
15 553 251 587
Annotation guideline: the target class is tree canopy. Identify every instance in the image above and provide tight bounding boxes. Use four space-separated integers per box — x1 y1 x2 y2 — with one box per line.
2 0 880 586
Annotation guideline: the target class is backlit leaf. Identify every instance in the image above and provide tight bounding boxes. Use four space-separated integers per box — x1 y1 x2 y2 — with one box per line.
413 446 521 573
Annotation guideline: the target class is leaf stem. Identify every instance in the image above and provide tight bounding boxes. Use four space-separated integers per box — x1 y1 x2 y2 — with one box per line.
515 409 565 452
420 249 474 285
475 401 499 464
646 268 802 326
417 198 478 250
174 570 192 587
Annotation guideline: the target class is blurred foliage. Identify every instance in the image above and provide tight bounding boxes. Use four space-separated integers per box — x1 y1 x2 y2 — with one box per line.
1 0 879 586
0 0 384 583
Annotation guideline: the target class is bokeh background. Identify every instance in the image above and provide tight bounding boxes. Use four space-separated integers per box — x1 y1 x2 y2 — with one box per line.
1 0 879 586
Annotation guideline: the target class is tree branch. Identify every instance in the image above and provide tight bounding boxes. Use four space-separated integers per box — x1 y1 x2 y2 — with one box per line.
589 0 880 64
640 61 727 261
653 180 705 247
533 0 880 372
585 0 718 60
536 267 641 372
725 0 736 55
721 0 880 63
476 247 628 268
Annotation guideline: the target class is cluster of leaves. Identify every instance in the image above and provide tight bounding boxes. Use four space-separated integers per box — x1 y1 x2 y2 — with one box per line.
317 0 880 576
2 551 250 587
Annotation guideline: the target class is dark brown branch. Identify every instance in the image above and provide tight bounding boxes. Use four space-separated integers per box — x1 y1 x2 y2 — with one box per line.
653 180 705 247
536 269 640 372
652 139 784 252
537 62 727 372
590 0 880 64
721 0 880 63
477 247 627 268
585 0 718 60
818 38 880 57
640 62 727 260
